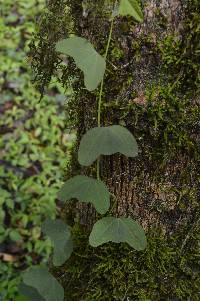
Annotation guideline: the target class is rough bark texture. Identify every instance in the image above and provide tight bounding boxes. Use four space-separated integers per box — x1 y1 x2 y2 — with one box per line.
30 0 199 300
64 0 199 234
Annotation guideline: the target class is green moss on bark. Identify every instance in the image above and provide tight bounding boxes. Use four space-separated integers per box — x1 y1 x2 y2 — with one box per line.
52 222 199 301
30 0 200 300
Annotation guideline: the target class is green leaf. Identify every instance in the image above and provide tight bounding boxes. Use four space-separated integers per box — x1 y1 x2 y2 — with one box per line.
58 175 110 214
119 0 143 22
78 125 138 166
19 283 45 301
16 296 28 301
89 217 147 250
41 219 73 266
9 230 22 242
56 36 106 91
22 266 64 301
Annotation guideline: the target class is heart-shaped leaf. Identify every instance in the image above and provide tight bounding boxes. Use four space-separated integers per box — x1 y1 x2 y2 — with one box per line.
58 175 110 214
22 266 64 301
78 125 138 166
56 36 106 91
89 217 147 250
19 283 45 301
41 219 73 266
119 0 143 22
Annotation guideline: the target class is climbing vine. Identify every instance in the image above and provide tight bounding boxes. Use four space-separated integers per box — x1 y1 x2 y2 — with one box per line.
20 1 147 300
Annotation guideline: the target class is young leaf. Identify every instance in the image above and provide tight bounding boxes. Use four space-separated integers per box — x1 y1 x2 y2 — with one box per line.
22 266 64 301
89 217 147 250
58 175 110 214
41 219 73 266
78 125 138 166
119 0 143 22
19 283 45 301
56 36 106 91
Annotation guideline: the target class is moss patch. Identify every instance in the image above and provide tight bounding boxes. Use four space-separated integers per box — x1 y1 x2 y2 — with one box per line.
52 223 199 301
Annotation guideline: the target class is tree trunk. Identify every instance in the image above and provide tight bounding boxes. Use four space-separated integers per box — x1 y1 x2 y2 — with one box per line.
31 0 199 300
65 0 199 233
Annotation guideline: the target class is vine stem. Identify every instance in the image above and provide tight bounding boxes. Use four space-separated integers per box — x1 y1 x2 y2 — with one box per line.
97 18 114 127
97 17 114 180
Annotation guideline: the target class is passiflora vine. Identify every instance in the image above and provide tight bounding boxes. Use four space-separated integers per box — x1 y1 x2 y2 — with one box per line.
20 1 146 300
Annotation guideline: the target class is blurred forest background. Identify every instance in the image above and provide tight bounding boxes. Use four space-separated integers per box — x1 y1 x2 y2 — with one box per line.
0 1 75 300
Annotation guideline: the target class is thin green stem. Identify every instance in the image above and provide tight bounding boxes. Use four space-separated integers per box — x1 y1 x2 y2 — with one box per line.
97 17 114 180
109 193 118 213
97 158 100 180
97 18 114 127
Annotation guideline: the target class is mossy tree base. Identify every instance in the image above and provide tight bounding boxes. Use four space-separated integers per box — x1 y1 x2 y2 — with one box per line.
52 223 199 301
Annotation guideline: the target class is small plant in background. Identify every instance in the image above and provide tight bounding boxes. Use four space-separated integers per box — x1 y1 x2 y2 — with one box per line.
0 0 75 300
19 1 147 300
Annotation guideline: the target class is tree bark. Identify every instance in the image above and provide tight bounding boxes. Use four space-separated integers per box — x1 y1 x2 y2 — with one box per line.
30 0 199 299
61 0 199 234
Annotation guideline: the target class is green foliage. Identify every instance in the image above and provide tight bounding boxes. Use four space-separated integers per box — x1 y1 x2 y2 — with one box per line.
42 3 146 295
119 0 143 22
58 176 110 214
42 219 73 266
19 283 45 301
78 125 138 166
56 36 106 91
0 0 76 299
53 1 145 271
89 217 147 250
55 20 145 262
21 266 64 301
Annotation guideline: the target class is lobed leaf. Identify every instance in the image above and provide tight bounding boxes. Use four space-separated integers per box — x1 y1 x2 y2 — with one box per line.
41 219 73 266
56 36 106 91
119 0 143 22
22 266 64 301
78 125 138 166
89 216 147 250
19 283 45 301
58 175 110 214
